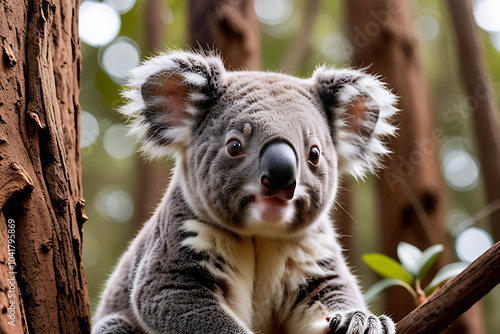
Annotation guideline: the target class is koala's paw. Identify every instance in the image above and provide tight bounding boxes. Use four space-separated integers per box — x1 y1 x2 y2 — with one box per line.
327 311 395 334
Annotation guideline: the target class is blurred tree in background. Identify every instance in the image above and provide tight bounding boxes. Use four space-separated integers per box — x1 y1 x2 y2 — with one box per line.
346 0 488 331
79 0 500 332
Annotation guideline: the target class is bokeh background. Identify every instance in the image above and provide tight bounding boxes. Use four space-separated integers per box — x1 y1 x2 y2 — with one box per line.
79 0 500 332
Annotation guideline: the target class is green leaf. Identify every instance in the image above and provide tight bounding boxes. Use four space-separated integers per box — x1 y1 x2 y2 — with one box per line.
397 242 423 278
362 253 414 285
417 244 444 281
424 262 468 295
364 278 418 304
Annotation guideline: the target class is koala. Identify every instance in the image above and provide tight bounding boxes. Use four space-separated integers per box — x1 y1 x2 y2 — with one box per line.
92 51 398 334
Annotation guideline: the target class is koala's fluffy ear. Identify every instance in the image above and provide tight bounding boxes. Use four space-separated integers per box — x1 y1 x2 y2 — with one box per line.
312 66 398 178
120 51 225 158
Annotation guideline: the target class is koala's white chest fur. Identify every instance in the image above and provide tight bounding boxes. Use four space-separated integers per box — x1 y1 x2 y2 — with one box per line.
181 218 336 333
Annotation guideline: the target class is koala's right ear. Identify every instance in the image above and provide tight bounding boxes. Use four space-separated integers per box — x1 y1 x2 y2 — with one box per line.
120 51 225 158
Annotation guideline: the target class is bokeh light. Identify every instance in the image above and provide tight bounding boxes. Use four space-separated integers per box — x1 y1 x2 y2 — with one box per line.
80 110 100 148
414 15 440 41
455 227 494 263
99 37 140 84
97 188 135 223
254 0 293 26
79 0 121 47
321 32 353 62
473 0 500 32
82 231 101 268
102 124 136 160
441 149 479 192
260 19 296 39
107 0 136 14
490 32 500 53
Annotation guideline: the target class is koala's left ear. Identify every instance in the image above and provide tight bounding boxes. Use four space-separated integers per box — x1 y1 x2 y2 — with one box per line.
312 66 398 178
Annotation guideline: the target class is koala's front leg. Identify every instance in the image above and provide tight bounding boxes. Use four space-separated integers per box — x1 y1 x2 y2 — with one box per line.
285 258 395 334
130 248 252 334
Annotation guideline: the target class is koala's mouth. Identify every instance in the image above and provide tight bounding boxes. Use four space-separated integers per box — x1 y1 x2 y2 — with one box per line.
250 194 292 221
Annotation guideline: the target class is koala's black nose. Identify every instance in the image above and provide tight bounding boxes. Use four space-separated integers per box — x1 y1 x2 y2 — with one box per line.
260 141 297 200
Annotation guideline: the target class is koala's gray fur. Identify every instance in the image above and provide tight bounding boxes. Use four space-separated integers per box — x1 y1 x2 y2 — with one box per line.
92 51 398 334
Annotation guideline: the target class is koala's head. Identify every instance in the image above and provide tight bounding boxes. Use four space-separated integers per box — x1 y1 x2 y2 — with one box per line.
122 51 397 237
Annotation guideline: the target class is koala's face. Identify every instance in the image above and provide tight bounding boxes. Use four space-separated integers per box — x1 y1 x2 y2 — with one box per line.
181 72 338 236
122 52 397 237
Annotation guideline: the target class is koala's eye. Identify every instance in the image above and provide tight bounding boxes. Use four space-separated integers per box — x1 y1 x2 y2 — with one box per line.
226 139 243 157
308 146 320 166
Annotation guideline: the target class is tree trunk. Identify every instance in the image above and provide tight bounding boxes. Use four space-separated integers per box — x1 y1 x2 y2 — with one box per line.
446 0 500 242
188 0 261 70
134 0 172 228
0 0 91 332
344 0 485 332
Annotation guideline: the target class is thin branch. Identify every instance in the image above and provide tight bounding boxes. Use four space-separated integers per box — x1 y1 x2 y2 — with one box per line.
473 198 500 224
396 241 500 333
281 0 322 74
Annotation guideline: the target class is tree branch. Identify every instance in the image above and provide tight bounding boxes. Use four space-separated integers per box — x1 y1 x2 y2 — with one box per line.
396 241 500 333
281 0 322 74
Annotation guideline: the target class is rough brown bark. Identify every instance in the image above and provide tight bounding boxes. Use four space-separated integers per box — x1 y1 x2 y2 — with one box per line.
344 0 485 332
0 0 90 332
134 0 172 227
396 241 500 333
446 0 500 242
188 0 261 70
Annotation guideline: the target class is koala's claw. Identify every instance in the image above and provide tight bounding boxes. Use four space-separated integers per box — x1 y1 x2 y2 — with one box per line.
327 311 395 334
